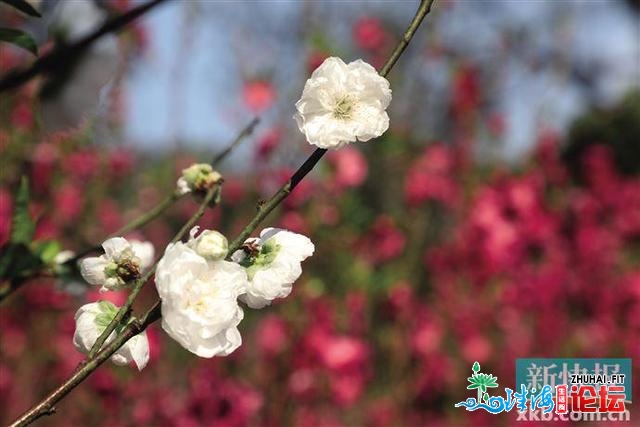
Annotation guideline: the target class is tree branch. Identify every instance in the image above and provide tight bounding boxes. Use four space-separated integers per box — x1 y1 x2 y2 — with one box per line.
0 0 172 93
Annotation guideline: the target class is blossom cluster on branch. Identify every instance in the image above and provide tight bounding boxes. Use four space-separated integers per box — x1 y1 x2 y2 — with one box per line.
68 55 389 371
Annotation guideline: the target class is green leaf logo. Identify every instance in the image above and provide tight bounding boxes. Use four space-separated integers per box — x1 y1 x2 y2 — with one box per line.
466 362 499 403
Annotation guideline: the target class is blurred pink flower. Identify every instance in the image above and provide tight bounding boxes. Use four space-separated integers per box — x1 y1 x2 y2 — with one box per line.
452 62 480 120
404 143 458 207
328 147 368 189
54 183 84 224
11 102 33 130
330 372 365 407
97 200 123 233
107 148 135 178
278 210 309 235
242 80 276 112
255 127 281 160
63 150 101 181
31 143 58 194
222 176 246 204
85 289 128 306
0 188 12 246
461 334 492 363
358 215 406 264
319 336 369 372
256 314 289 357
353 17 387 52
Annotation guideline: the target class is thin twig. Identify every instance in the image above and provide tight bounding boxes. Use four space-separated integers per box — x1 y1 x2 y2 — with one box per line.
211 117 260 165
0 0 172 93
9 2 435 425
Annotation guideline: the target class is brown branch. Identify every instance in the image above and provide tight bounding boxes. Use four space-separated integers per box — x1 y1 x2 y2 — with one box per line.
0 0 172 93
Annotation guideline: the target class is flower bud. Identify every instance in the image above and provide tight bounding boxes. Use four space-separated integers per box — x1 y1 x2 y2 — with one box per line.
193 230 229 261
178 163 222 194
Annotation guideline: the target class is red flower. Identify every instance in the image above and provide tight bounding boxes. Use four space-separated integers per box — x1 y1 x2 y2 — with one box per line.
242 80 276 112
353 17 387 52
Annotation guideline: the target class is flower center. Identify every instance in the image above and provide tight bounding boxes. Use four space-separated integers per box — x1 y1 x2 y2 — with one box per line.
333 95 356 120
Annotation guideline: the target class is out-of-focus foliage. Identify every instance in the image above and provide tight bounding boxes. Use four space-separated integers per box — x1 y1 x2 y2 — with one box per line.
564 91 640 179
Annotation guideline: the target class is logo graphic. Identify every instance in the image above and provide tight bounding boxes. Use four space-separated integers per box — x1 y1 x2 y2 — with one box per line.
466 361 499 404
515 358 632 401
455 359 632 422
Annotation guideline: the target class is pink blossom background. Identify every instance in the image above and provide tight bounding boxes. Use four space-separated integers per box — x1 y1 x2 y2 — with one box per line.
1 1 639 426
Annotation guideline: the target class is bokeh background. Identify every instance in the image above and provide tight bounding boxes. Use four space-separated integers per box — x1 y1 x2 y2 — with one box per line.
1 0 639 425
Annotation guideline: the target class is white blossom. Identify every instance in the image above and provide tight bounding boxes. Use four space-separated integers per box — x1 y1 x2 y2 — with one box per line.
130 240 155 272
155 240 248 358
79 237 154 292
176 163 222 195
294 57 392 149
232 228 315 309
73 301 149 370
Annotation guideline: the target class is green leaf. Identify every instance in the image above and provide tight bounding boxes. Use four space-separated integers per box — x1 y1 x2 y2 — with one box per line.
472 361 480 373
0 243 41 280
32 240 61 264
0 0 41 17
0 27 38 55
10 177 35 244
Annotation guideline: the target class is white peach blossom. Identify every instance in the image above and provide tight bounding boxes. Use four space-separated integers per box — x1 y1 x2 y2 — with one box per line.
73 301 149 370
79 237 154 292
294 57 392 149
155 240 248 358
232 228 314 309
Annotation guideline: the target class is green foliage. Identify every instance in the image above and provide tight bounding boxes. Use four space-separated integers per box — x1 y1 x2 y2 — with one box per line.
0 0 41 17
10 176 34 244
0 27 38 55
563 90 640 178
32 240 62 265
0 178 63 282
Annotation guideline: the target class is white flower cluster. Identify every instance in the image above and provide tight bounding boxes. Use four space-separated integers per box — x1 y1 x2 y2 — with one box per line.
74 301 149 370
69 56 383 368
155 227 314 358
80 237 154 293
74 237 155 369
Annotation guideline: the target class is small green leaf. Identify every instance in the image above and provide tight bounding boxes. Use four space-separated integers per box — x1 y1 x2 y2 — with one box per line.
472 361 480 373
10 177 35 244
0 0 41 17
32 240 61 264
0 27 38 55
